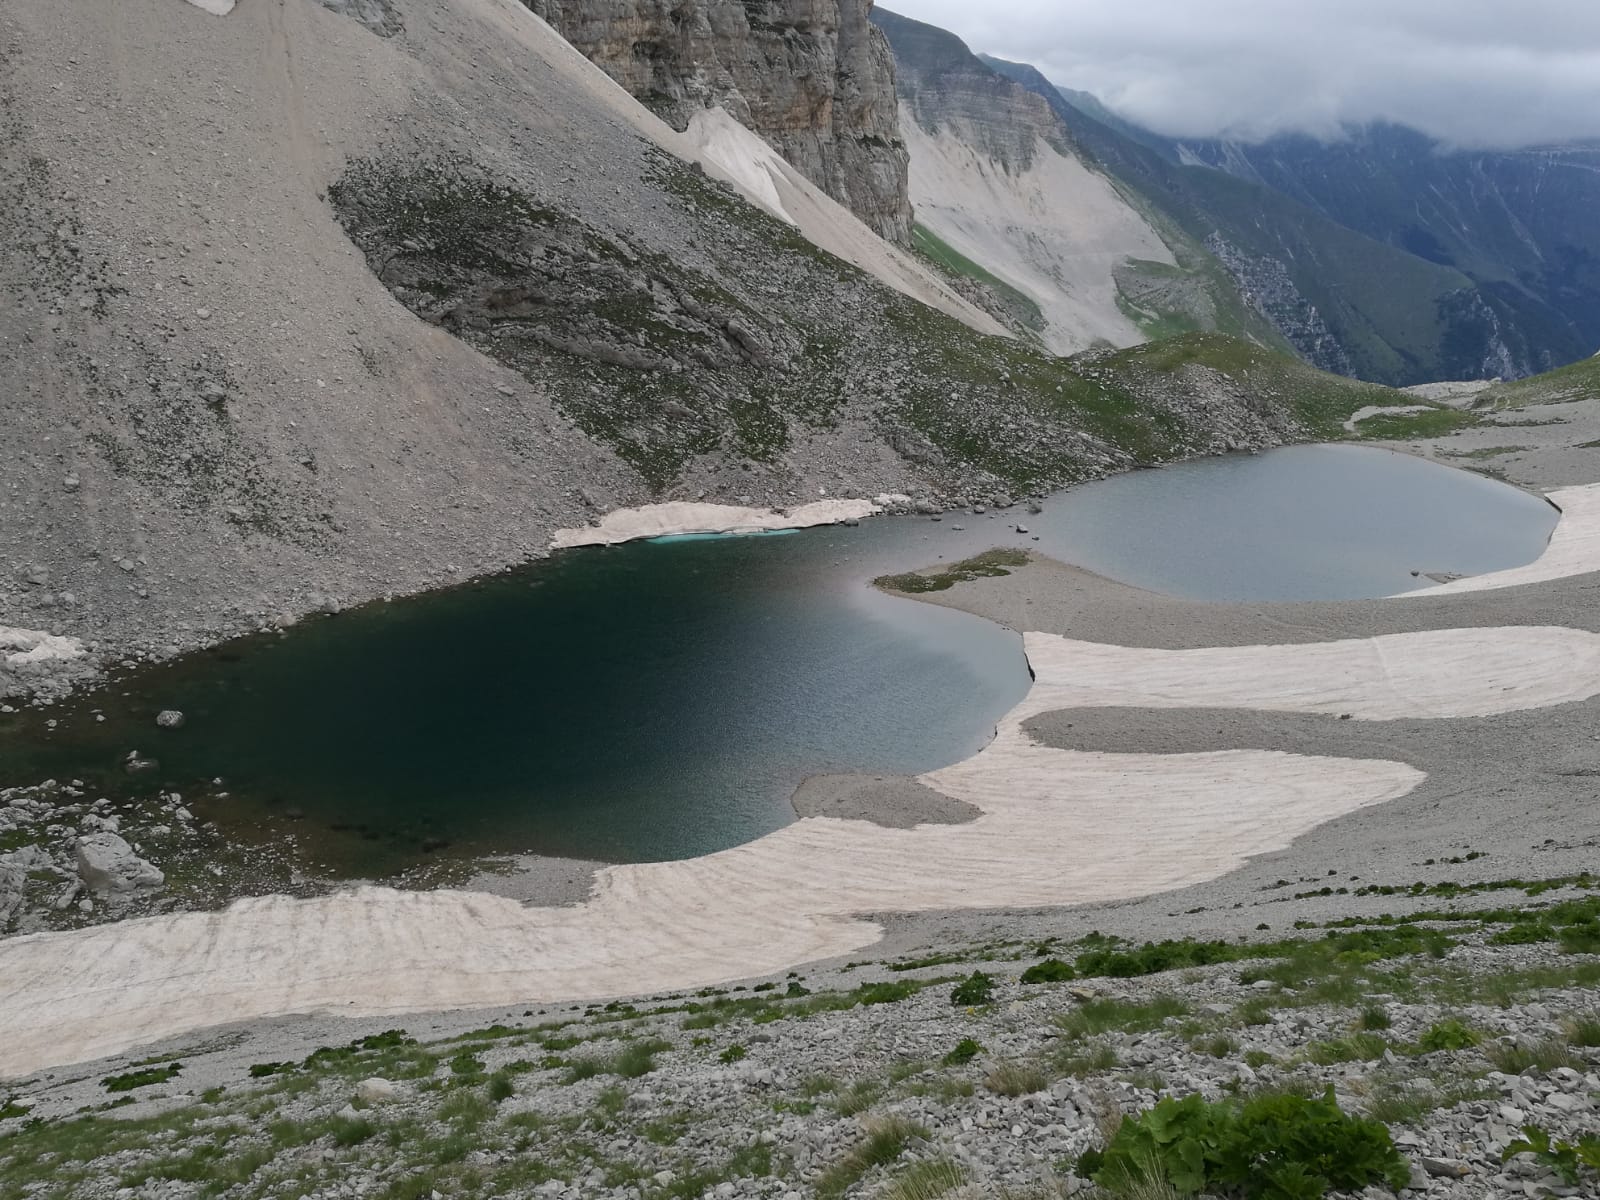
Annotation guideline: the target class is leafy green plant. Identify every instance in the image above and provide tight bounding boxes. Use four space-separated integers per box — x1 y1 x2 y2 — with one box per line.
942 1038 983 1066
1021 958 1076 984
248 1061 295 1079
1080 1088 1409 1199
950 971 996 1006
719 1044 748 1064
1502 1125 1600 1186
1417 1019 1482 1052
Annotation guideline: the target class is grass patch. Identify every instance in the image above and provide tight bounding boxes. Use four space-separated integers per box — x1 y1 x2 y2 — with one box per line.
880 1156 968 1200
563 1037 671 1082
816 1116 928 1199
1304 1033 1389 1065
833 1079 884 1117
911 222 1046 333
984 1060 1049 1097
1055 995 1189 1041
1486 1038 1573 1074
1355 407 1480 440
102 1062 182 1093
876 549 1030 595
1053 1041 1120 1078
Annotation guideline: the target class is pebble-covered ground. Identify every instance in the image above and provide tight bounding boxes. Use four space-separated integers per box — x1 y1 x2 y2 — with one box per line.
4 896 1597 1200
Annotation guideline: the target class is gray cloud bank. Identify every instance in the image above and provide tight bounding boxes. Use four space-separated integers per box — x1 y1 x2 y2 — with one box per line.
883 0 1600 148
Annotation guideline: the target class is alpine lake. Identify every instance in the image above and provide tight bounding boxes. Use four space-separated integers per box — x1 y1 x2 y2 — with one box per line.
1 445 1559 877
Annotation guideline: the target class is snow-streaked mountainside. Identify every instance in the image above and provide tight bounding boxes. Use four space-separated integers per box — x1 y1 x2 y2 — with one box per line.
897 94 1170 353
982 55 1549 387
872 9 1165 352
681 107 1004 337
874 9 1286 357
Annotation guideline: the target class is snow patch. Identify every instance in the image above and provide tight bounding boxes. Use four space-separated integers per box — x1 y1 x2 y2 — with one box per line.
551 499 878 549
0 626 85 667
182 0 235 14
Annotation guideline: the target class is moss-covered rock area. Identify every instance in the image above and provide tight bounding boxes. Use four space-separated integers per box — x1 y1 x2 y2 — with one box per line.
329 155 1420 502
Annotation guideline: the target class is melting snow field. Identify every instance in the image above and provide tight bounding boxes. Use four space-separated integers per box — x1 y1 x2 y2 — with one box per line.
12 610 1600 1077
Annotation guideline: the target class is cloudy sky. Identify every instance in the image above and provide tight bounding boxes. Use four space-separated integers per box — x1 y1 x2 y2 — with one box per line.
883 0 1600 147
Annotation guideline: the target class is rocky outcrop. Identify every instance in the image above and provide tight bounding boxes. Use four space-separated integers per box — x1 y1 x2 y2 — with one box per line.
1205 233 1354 376
74 833 164 896
524 0 913 243
315 0 404 37
874 7 1071 174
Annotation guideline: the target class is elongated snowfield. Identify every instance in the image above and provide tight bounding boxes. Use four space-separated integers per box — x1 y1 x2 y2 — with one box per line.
550 499 880 548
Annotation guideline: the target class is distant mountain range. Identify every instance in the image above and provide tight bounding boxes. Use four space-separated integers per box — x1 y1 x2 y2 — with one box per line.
975 52 1600 385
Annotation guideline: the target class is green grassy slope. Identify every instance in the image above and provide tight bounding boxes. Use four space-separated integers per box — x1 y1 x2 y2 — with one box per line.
1479 355 1600 409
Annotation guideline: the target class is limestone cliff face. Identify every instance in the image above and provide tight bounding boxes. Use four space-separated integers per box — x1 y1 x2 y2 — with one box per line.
873 7 1071 175
525 0 913 244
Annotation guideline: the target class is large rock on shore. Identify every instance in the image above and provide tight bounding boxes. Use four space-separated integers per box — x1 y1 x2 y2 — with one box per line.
74 834 164 895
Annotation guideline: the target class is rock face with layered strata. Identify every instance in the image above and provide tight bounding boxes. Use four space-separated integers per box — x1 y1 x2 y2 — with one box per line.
524 0 913 243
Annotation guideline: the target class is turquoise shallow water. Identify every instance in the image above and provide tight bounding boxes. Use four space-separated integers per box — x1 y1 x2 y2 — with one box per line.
0 445 1557 870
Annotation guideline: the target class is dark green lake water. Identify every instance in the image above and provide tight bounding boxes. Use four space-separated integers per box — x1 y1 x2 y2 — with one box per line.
1 445 1557 870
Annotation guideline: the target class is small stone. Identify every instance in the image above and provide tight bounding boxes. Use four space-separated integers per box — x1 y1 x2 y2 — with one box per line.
1422 1158 1471 1179
195 307 211 319
155 710 185 729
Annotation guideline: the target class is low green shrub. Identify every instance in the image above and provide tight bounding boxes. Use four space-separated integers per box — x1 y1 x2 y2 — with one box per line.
1357 1007 1391 1032
448 1051 484 1077
1079 1088 1410 1200
719 1044 748 1064
486 1072 516 1103
950 972 996 1006
330 1116 376 1147
1020 958 1075 984
942 1038 982 1066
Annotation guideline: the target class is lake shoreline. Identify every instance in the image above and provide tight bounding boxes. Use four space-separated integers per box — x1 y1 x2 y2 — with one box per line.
5 408 1600 1078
